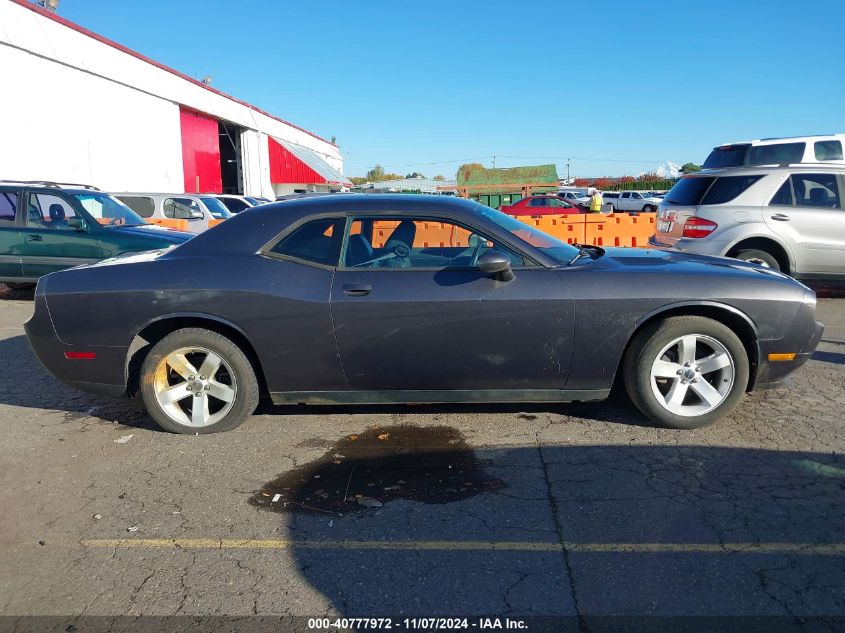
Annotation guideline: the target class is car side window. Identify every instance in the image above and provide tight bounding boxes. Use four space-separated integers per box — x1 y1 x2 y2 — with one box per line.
547 198 570 208
528 198 548 207
769 180 793 206
814 141 843 162
164 198 201 219
118 196 155 218
269 217 345 267
791 174 841 209
27 193 80 230
0 192 17 224
343 217 524 270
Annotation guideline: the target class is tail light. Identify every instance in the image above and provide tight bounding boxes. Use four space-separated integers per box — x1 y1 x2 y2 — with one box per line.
682 217 718 238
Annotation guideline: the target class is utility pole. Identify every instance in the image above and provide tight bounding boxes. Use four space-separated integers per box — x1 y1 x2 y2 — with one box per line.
567 159 571 182
492 155 496 169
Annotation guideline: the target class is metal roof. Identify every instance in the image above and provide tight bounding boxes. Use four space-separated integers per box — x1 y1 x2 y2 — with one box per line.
274 139 351 187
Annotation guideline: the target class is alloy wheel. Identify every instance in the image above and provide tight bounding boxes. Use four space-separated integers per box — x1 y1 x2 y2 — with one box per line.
153 346 238 427
649 334 735 417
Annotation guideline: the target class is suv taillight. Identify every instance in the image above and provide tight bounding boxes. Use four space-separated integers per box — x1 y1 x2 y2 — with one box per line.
682 217 718 238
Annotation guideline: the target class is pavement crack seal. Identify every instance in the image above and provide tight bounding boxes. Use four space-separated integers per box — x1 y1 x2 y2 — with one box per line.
535 437 588 633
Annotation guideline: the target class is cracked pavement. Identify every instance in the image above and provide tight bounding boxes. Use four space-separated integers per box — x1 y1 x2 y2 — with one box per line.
0 285 843 628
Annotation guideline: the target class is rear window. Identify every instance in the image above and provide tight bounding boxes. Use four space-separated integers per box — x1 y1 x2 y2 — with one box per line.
748 142 805 166
700 175 763 205
664 177 716 205
703 145 748 169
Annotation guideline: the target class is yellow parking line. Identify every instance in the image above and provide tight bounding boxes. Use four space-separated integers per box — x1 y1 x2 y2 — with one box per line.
80 539 845 555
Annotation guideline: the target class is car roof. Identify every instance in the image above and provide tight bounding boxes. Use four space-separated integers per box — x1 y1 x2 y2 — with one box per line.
167 194 491 258
112 192 211 197
684 164 845 178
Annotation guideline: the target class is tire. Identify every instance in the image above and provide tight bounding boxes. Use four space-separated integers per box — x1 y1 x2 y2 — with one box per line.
734 249 781 271
622 316 749 429
139 328 259 434
642 205 656 213
4 282 36 290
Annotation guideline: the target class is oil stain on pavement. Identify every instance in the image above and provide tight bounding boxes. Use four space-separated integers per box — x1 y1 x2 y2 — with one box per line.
249 425 504 514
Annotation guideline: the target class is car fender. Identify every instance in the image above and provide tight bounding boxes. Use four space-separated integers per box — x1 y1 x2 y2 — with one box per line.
130 310 255 346
717 227 797 272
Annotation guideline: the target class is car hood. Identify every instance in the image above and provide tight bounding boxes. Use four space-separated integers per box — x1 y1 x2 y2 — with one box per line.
598 246 798 282
105 225 193 243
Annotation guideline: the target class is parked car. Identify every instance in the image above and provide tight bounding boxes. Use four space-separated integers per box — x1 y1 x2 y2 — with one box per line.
601 190 662 213
703 134 845 169
649 165 845 280
499 195 583 215
215 194 255 214
245 196 272 206
0 181 191 289
114 193 232 232
558 190 593 208
26 195 821 434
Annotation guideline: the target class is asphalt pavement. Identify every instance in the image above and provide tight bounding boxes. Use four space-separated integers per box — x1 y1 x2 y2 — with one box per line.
0 285 843 632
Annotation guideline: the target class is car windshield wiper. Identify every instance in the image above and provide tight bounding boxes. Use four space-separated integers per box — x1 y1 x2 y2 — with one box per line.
567 244 604 266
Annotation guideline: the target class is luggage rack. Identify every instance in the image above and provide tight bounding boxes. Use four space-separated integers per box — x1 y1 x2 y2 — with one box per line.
0 179 100 191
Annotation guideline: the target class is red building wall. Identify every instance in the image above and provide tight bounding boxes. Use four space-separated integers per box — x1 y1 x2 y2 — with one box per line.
268 137 326 185
179 107 222 193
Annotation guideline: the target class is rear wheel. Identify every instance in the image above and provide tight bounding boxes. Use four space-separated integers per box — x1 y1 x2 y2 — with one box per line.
642 204 656 213
623 316 749 429
734 249 780 271
139 328 259 434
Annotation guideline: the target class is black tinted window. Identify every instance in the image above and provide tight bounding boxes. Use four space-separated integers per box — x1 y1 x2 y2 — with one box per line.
815 141 843 161
0 192 17 223
769 180 793 206
270 217 345 266
664 177 715 205
118 196 155 218
748 143 805 166
701 175 763 205
791 174 841 209
703 145 748 169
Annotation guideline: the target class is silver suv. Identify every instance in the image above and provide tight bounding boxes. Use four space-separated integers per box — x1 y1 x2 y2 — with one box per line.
649 165 845 280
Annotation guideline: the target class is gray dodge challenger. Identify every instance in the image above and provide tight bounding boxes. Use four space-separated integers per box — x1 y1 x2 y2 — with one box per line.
25 195 823 433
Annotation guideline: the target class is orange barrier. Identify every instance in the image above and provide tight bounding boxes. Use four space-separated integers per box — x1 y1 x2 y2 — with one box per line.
584 213 656 248
146 218 189 231
514 212 657 247
207 218 226 229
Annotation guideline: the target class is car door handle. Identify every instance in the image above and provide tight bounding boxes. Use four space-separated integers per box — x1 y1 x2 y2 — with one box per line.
342 284 372 297
770 213 790 221
26 234 43 241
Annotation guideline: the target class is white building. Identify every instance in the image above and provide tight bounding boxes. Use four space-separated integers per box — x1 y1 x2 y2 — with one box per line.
0 0 350 197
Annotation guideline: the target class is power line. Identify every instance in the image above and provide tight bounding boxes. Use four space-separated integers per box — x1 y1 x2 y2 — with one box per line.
348 154 669 171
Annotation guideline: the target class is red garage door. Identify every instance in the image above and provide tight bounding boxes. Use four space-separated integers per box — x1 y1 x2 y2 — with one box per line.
179 107 222 193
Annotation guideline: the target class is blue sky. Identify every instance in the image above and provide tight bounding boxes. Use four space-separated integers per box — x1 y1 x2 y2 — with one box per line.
60 0 844 178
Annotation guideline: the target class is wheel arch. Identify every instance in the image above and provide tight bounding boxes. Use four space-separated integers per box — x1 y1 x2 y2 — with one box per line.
724 235 794 274
125 312 268 398
616 301 760 392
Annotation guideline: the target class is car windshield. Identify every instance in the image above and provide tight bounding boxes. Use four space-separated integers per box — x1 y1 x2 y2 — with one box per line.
477 205 580 265
72 193 147 226
199 197 232 219
702 145 749 169
664 176 716 205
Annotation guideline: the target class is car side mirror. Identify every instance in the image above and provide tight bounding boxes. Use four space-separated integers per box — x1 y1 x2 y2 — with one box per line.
67 217 85 231
189 209 204 220
477 250 515 282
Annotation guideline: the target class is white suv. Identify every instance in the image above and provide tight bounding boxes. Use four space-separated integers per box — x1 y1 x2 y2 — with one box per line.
703 134 845 169
649 165 845 281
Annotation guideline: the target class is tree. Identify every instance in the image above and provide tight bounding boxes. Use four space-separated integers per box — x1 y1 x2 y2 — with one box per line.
433 175 445 181
366 165 385 181
349 176 368 185
405 172 426 179
680 162 702 174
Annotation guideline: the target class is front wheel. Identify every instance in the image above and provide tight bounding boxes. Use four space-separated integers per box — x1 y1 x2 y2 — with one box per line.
642 205 656 213
139 328 259 433
623 316 749 429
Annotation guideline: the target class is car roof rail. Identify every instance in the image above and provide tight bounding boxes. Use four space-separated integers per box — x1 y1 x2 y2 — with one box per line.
0 179 100 191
